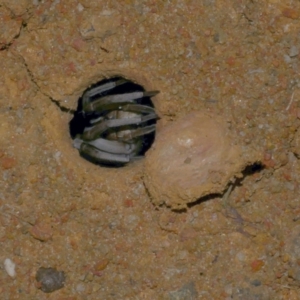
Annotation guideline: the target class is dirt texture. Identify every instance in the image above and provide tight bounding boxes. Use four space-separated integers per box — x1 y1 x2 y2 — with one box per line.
1 0 300 299
144 111 259 210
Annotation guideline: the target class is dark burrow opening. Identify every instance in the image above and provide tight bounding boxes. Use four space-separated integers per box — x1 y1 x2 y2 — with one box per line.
242 162 264 175
69 76 158 167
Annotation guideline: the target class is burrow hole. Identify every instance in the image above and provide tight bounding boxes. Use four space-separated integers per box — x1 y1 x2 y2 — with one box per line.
69 76 158 167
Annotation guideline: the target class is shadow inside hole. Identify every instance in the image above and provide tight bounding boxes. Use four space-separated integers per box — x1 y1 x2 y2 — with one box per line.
242 162 264 175
69 76 157 166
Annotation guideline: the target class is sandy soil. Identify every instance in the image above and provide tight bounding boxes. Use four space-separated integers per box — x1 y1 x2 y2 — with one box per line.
1 0 300 299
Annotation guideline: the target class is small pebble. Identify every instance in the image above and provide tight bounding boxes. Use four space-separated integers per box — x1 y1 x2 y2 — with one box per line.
169 281 198 300
289 45 299 57
236 251 246 262
4 258 16 277
284 54 292 64
251 279 261 286
76 283 86 293
77 3 84 12
36 267 66 293
29 221 53 242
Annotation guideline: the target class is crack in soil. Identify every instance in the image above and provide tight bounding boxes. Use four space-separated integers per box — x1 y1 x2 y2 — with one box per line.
0 20 27 51
18 54 75 114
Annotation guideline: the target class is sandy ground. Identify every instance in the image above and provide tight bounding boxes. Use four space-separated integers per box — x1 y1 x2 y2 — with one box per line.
1 0 300 299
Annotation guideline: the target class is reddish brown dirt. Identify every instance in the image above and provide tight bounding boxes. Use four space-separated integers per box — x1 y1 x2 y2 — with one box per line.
1 0 300 299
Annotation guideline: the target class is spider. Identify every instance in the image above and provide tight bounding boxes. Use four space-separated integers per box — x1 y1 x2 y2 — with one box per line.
72 77 159 166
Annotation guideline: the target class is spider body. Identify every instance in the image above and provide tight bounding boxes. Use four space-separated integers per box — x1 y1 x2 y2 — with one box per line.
73 78 159 166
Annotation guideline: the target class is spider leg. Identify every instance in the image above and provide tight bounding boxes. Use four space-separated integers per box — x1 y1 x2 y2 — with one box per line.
119 124 156 141
89 104 156 124
120 103 156 114
82 113 158 140
73 137 136 155
89 115 104 125
83 91 159 112
79 142 131 165
82 79 127 108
